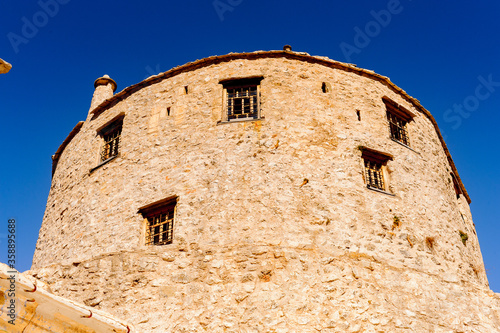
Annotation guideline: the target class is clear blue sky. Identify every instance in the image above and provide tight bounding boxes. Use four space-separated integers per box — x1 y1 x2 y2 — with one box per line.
1 0 499 291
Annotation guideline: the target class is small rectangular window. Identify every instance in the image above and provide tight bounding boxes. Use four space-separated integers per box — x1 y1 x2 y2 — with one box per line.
364 159 385 190
220 77 263 122
138 196 177 246
146 209 174 245
383 97 415 147
98 117 123 162
321 82 331 93
387 112 409 145
227 86 258 120
361 148 393 192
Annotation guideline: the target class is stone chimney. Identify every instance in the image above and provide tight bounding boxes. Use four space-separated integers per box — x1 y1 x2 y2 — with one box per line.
90 74 117 111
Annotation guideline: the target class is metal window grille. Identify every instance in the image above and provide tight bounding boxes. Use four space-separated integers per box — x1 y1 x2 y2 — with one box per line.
145 208 174 245
227 85 259 120
100 125 121 162
364 159 385 190
387 111 410 146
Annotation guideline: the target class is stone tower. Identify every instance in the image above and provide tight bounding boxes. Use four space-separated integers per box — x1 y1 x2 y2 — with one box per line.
31 49 500 332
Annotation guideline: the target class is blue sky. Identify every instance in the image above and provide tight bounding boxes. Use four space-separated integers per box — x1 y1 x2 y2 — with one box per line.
1 0 499 291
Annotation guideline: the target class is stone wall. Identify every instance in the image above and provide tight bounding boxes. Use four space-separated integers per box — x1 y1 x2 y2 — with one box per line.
30 52 497 332
30 247 500 332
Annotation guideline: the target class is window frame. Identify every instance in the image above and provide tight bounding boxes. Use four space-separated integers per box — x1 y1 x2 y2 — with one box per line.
98 116 123 162
138 196 178 246
387 111 410 146
361 147 394 194
219 76 263 123
382 97 415 147
90 115 124 173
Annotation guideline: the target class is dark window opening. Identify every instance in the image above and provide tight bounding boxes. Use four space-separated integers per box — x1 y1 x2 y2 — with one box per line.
147 210 174 245
356 110 361 121
383 97 414 147
227 86 258 120
387 112 410 146
221 77 263 121
99 118 123 162
184 86 189 94
321 82 331 93
364 159 384 190
167 107 171 116
138 196 177 246
361 148 393 192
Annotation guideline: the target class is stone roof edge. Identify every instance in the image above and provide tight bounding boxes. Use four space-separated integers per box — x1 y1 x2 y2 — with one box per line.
51 121 84 177
84 50 469 204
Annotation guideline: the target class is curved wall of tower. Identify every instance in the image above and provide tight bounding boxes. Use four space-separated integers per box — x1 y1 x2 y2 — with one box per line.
30 50 500 332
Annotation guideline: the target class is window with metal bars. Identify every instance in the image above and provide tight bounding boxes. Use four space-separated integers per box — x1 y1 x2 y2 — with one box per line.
382 97 414 147
99 118 122 162
220 77 262 122
138 196 177 246
227 85 259 120
387 111 410 146
146 209 174 245
364 159 385 190
361 148 393 192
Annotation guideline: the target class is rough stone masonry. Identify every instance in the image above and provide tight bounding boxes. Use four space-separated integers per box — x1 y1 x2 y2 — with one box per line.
29 49 500 332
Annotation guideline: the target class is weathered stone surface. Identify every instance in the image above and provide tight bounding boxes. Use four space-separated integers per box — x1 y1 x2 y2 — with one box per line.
28 249 500 332
30 50 500 332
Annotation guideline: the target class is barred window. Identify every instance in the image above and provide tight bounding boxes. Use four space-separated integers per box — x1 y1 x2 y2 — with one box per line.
99 118 122 162
220 77 263 122
387 112 409 145
383 97 414 147
227 86 258 120
361 148 393 192
138 196 177 246
364 159 385 190
146 209 174 245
